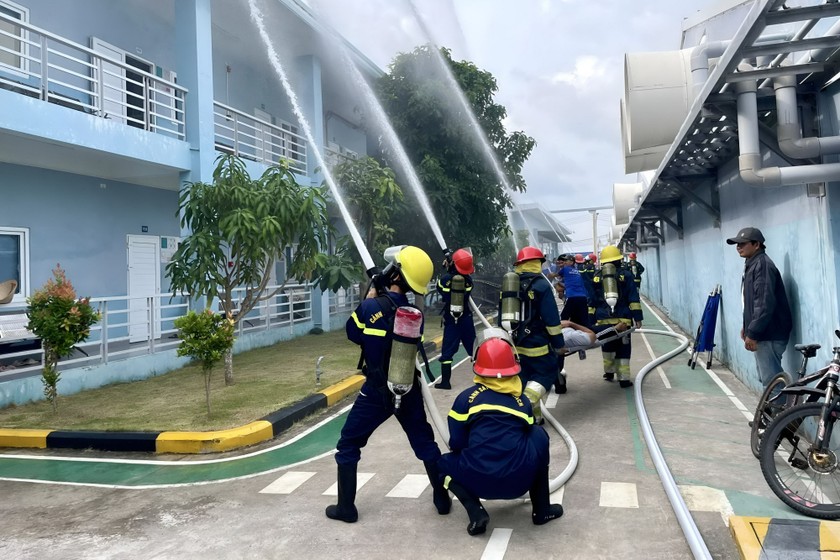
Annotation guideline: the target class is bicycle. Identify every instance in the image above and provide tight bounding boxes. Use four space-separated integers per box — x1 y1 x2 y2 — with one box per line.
758 335 840 519
749 342 822 459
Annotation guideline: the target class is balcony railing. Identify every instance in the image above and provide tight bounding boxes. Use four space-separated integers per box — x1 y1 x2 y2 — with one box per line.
0 281 358 382
214 102 308 175
0 12 187 139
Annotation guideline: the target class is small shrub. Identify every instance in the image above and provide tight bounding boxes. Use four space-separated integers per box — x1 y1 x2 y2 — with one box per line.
26 265 100 411
174 310 235 415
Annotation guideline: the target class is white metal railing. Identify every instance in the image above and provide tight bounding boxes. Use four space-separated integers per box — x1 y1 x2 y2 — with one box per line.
0 12 187 139
329 285 361 314
0 282 360 381
214 102 307 174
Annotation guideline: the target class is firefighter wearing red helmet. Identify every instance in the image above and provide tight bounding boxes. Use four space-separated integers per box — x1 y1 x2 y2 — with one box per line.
501 246 565 424
434 248 477 390
435 329 563 535
628 251 644 291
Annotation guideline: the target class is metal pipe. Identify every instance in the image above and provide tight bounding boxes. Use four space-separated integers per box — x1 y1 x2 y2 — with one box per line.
736 72 840 186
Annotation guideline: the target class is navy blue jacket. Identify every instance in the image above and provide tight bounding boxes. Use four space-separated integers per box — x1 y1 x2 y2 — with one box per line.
742 250 792 342
504 272 564 358
346 291 421 387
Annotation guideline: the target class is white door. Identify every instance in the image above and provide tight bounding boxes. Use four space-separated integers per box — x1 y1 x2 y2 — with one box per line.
91 37 126 123
254 108 273 163
128 235 160 343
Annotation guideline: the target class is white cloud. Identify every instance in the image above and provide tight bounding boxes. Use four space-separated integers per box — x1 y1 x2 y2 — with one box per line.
549 55 609 91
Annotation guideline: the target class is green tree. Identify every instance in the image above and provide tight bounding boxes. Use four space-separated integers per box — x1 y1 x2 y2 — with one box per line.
327 155 404 259
26 265 100 411
375 45 536 257
174 310 235 415
167 154 331 385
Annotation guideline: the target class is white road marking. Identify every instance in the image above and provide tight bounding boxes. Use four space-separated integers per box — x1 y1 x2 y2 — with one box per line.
678 484 734 526
258 471 316 494
480 528 513 560
322 472 374 496
599 481 639 508
386 474 429 498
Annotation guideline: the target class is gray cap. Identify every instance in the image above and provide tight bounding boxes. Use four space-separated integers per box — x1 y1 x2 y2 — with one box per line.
726 227 765 245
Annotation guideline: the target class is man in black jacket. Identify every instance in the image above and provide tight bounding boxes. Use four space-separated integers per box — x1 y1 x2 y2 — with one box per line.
726 227 792 387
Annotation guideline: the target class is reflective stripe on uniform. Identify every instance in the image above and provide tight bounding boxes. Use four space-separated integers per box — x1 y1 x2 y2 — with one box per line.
595 318 632 326
363 327 388 337
448 403 533 424
629 302 642 310
516 344 550 357
546 324 563 335
350 312 364 329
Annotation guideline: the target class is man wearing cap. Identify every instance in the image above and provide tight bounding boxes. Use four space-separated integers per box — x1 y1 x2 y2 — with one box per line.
726 227 792 388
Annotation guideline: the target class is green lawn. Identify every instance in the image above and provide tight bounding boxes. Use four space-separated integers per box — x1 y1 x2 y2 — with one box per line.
0 317 444 432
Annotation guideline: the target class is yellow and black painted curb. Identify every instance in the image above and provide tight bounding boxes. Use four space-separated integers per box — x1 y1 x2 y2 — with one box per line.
730 515 840 559
0 335 444 454
0 374 367 454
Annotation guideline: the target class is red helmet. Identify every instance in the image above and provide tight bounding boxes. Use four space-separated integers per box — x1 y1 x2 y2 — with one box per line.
514 246 545 265
473 336 520 378
588 252 597 262
574 254 584 264
452 248 475 274
629 252 637 259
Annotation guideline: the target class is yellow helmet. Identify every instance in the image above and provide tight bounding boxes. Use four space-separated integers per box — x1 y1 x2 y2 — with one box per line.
394 246 433 294
600 245 623 264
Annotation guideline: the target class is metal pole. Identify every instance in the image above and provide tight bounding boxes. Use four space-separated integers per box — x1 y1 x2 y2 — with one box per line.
592 210 598 255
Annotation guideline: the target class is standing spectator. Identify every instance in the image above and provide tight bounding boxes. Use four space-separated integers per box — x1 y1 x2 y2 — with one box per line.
556 254 589 326
326 245 451 523
628 252 645 292
726 227 792 387
436 329 563 536
435 248 477 390
587 245 643 388
500 246 565 424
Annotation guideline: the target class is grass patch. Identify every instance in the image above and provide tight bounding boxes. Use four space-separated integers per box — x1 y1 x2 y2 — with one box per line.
0 318 444 432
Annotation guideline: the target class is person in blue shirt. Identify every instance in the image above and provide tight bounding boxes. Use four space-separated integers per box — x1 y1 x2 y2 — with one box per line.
326 246 451 523
436 329 563 535
434 248 476 390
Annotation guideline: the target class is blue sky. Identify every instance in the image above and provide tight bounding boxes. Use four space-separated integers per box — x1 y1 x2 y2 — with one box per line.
310 0 721 249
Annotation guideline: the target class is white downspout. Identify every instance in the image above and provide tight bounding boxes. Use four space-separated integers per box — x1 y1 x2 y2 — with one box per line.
775 74 840 158
736 72 840 187
691 41 730 99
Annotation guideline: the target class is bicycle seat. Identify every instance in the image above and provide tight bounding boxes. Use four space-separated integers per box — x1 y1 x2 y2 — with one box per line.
794 343 821 358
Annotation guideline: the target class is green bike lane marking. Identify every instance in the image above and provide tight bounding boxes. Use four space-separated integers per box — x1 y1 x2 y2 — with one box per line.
0 347 468 488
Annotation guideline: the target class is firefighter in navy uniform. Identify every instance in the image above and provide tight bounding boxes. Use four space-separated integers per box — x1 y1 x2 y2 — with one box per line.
587 245 643 388
628 252 645 292
326 245 451 523
436 329 564 535
434 248 476 390
499 246 565 424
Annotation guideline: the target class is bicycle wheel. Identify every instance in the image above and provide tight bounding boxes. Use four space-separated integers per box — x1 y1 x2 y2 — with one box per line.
759 402 840 519
751 373 792 459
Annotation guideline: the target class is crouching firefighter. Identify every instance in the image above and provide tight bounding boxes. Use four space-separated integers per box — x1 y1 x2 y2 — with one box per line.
326 245 451 523
498 246 565 424
435 248 477 390
587 245 643 388
436 329 564 535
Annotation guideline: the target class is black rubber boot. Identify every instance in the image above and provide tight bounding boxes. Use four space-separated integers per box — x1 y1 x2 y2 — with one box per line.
325 464 358 523
603 372 615 382
530 465 564 526
619 379 633 389
423 461 452 515
435 362 452 390
447 479 489 535
554 371 567 394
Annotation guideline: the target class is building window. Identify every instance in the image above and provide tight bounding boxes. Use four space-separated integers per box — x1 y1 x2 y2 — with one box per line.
0 0 29 76
0 227 29 303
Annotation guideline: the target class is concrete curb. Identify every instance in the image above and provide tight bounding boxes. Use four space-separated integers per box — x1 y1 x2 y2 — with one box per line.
0 336 444 454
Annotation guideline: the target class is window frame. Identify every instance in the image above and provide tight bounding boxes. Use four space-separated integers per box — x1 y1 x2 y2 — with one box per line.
0 0 30 79
0 226 30 304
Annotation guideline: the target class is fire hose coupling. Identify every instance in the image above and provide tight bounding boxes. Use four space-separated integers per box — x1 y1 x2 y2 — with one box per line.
388 306 422 410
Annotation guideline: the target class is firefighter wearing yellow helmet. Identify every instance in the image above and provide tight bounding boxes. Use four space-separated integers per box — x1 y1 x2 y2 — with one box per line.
327 245 451 523
587 245 643 388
